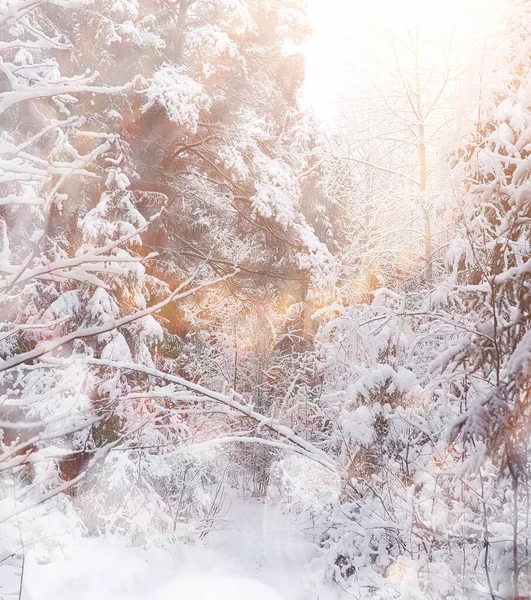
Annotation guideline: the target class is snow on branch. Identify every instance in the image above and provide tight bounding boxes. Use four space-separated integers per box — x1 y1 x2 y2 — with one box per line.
47 356 338 472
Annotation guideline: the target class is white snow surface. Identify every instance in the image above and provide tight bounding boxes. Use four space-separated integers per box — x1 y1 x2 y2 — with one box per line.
21 500 337 600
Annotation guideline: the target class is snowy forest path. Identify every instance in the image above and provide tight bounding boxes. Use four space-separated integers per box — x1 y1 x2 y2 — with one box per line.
207 498 336 599
19 499 338 600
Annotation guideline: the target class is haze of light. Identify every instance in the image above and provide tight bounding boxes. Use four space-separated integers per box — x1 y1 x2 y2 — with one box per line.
303 0 499 120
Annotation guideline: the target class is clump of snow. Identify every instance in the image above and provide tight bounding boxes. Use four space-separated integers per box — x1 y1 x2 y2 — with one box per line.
269 455 340 517
248 150 335 284
187 25 239 59
80 169 147 246
128 315 164 343
250 152 299 229
142 66 210 133
101 332 132 362
339 405 374 446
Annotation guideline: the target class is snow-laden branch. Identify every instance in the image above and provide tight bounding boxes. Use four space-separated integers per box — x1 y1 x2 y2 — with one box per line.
117 435 331 465
0 69 130 115
44 356 337 471
0 417 100 473
0 270 237 372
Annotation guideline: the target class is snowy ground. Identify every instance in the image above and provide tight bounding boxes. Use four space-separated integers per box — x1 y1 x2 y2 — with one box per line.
20 500 338 600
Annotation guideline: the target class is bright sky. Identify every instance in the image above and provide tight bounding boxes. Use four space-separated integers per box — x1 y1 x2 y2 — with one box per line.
302 0 500 120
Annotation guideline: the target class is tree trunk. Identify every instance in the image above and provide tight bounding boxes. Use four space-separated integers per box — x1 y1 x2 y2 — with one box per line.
414 41 432 284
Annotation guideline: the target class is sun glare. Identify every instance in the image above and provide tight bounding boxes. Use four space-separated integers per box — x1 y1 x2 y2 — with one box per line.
303 0 498 118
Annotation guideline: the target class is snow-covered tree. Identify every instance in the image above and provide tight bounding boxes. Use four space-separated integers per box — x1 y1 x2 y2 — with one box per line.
0 1 338 595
